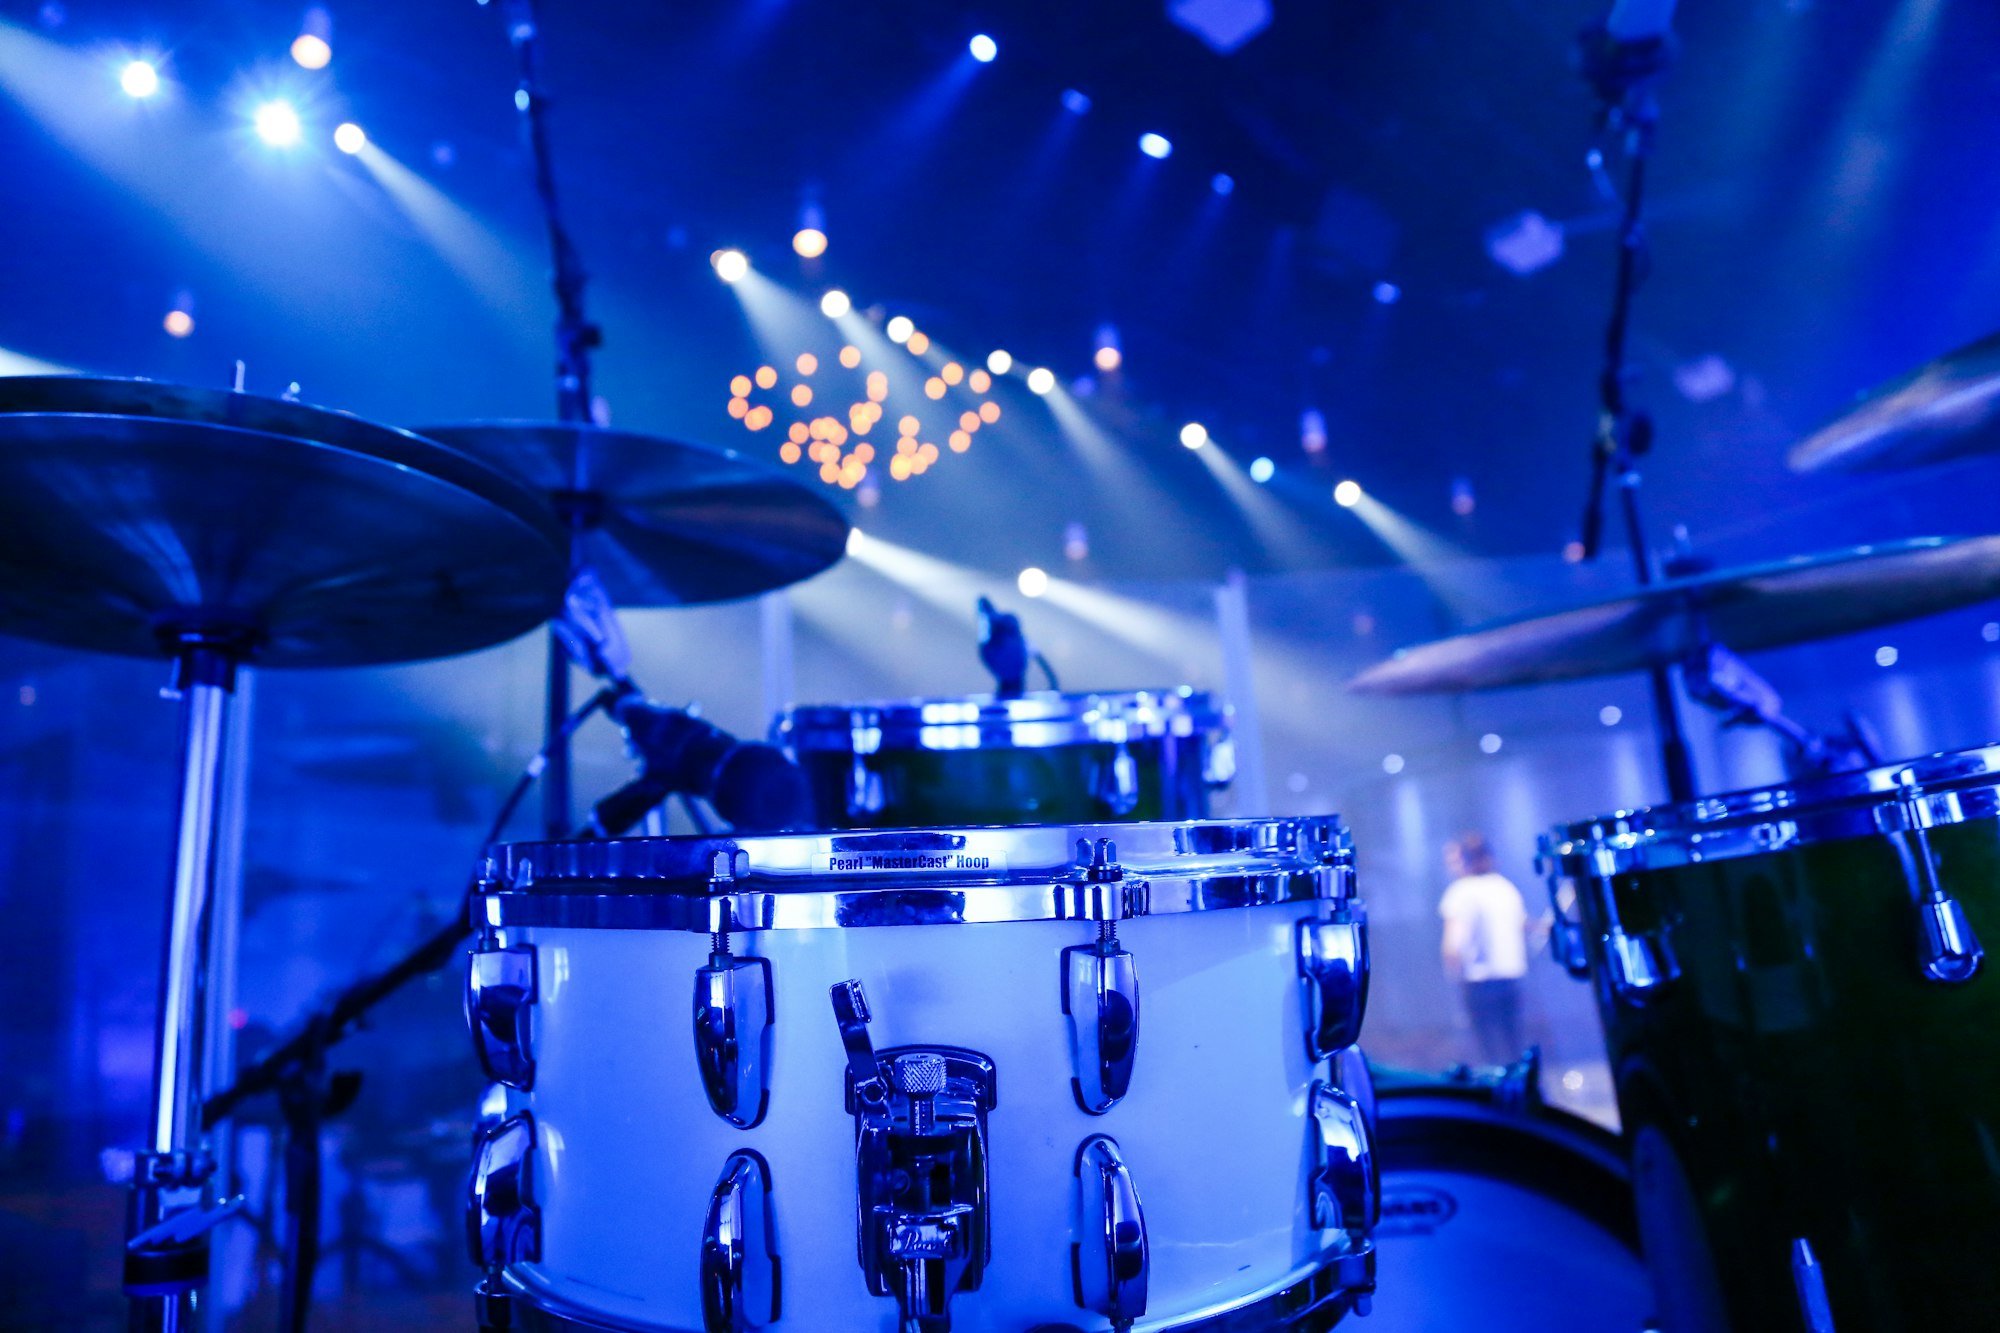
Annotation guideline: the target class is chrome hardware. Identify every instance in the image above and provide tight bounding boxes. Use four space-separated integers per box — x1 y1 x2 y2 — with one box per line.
125 1192 244 1252
1072 1135 1147 1325
466 1113 539 1268
1203 734 1236 787
466 944 537 1090
1332 1046 1377 1142
830 979 996 1333
701 1150 780 1332
1308 1080 1376 1239
1064 924 1140 1114
1097 744 1140 817
693 939 773 1129
1583 865 1678 1002
1791 1237 1836 1333
1542 864 1593 980
1070 837 1123 882
1886 770 1984 984
1297 907 1369 1063
848 754 885 817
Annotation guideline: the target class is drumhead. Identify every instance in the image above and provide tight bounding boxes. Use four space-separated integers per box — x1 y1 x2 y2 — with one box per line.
1366 1079 1653 1332
776 687 1225 753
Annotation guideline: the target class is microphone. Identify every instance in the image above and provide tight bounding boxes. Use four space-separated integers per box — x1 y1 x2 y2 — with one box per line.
977 596 1029 698
590 692 810 836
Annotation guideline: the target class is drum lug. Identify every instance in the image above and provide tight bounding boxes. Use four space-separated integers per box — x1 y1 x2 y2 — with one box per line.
830 980 997 1333
1540 854 1594 980
465 944 537 1090
693 940 774 1129
465 1113 540 1269
1202 733 1237 788
1604 924 1678 999
1063 926 1140 1114
1918 894 1983 984
701 1150 780 1332
848 754 884 817
1885 772 1985 984
1072 1135 1148 1325
1307 1079 1378 1238
1096 743 1141 817
1297 906 1370 1063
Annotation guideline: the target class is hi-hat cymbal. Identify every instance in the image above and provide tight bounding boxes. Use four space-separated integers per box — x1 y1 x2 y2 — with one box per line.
1349 536 2000 694
415 422 849 606
1789 331 2000 473
0 377 567 666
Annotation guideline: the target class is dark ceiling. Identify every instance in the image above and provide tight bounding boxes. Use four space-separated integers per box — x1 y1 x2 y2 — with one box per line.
3 0 1998 589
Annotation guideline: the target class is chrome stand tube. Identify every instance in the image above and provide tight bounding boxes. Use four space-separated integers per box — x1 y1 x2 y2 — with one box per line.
127 646 238 1333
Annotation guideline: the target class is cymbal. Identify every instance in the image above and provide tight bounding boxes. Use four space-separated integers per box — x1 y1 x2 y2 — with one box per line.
415 422 849 606
1349 536 2000 694
1789 331 2000 473
0 377 567 667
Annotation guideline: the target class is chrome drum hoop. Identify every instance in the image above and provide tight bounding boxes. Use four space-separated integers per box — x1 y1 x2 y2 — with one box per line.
1540 742 2000 877
776 687 1228 754
482 816 1354 933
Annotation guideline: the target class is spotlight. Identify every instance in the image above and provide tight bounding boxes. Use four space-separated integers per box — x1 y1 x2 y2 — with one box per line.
1062 89 1092 115
1026 367 1055 395
792 227 828 259
886 316 914 344
711 249 749 283
1138 133 1172 160
906 331 930 355
162 309 193 338
1382 754 1405 775
1301 408 1327 455
1599 706 1622 727
1179 422 1207 450
1064 521 1089 561
1094 346 1121 372
820 289 852 318
253 100 303 147
291 7 333 69
1372 281 1401 305
1249 457 1275 483
846 527 866 556
119 60 160 99
986 349 1013 375
1334 480 1362 507
514 88 530 112
333 121 365 154
969 33 997 62
1017 566 1049 598
1479 733 1503 755
1211 173 1235 196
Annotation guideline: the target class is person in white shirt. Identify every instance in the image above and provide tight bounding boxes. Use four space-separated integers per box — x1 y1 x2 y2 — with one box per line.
1438 832 1531 1066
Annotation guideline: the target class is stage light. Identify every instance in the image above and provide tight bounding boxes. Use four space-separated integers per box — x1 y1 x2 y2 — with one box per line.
867 371 889 402
1372 281 1401 305
712 248 749 283
796 353 818 375
290 33 330 70
730 374 752 397
1249 456 1275 483
1450 476 1475 516
1479 733 1503 754
754 365 777 389
1485 210 1564 276
941 361 963 385
969 33 997 62
1301 407 1327 455
1064 522 1089 561
887 316 914 344
978 401 1000 423
1026 367 1055 395
899 415 919 436
513 88 530 112
1090 326 1121 370
1875 645 1899 667
792 227 827 258
949 430 970 452
1599 706 1622 727
780 442 801 464
847 527 867 555
162 309 193 338
1139 133 1172 160
333 121 365 154
1212 173 1235 196
924 377 946 400
987 349 1012 375
1094 346 1121 372
1985 623 1999 643
1062 89 1092 115
1334 480 1362 507
745 405 773 430
791 385 813 407
840 345 862 368
906 331 930 355
253 99 302 147
1180 422 1207 450
820 288 851 317
959 411 980 432
1562 539 1585 563
968 369 991 393
119 59 159 99
787 421 808 443
727 396 749 419
1382 754 1404 775
1018 567 1049 598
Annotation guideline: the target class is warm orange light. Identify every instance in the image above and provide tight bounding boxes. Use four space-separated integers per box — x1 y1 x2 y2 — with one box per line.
949 430 971 452
854 443 875 464
890 455 912 480
819 461 840 483
730 374 752 397
745 405 774 430
924 377 946 400
1094 346 1122 372
290 33 331 70
779 441 802 464
788 422 810 443
796 353 818 376
941 362 964 386
968 370 991 394
793 228 828 259
791 385 813 407
829 423 849 447
755 365 777 390
906 331 931 355
163 310 194 338
896 437 916 456
959 411 980 432
979 401 1000 423
866 371 889 402
898 415 920 437
839 345 862 369
918 443 939 464
727 397 749 419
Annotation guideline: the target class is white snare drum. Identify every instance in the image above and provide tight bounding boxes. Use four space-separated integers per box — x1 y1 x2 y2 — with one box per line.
465 817 1376 1333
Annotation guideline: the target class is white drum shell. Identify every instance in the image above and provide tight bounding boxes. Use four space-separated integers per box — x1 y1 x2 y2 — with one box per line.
504 902 1336 1332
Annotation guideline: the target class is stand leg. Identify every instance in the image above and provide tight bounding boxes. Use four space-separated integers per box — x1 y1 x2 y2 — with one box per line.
128 650 236 1333
543 630 571 838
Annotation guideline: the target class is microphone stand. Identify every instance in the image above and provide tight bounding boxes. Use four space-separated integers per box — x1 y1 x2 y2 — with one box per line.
504 0 604 838
1575 22 1699 804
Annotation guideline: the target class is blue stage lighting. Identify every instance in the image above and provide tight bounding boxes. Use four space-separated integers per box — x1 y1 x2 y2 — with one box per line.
1249 457 1275 483
969 33 997 62
119 60 159 99
1372 281 1401 305
1139 133 1172 160
1061 89 1092 115
1211 173 1235 195
253 100 303 147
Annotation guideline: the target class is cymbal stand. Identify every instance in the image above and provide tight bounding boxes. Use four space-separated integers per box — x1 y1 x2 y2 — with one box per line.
502 0 605 837
126 636 250 1333
1575 21 1699 804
